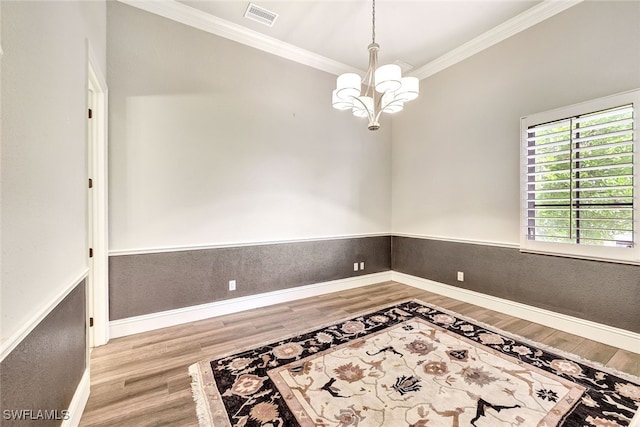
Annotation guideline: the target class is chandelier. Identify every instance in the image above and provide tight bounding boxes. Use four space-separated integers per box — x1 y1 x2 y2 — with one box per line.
331 0 419 131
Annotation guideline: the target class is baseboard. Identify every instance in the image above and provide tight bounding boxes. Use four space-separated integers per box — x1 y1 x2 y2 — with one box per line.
62 368 90 427
108 270 639 353
392 271 640 354
110 272 393 338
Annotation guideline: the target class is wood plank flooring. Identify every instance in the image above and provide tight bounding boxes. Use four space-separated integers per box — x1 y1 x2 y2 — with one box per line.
80 281 640 426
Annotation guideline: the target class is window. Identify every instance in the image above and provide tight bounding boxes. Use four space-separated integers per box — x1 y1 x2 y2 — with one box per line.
520 90 639 263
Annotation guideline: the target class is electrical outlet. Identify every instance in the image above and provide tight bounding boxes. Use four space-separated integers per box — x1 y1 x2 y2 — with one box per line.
229 279 236 291
360 261 365 270
353 262 359 272
457 271 464 282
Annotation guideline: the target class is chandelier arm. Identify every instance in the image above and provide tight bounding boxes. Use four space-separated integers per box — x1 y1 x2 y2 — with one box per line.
353 95 376 120
352 95 379 130
374 96 386 122
362 42 379 98
362 69 375 98
352 96 371 112
377 92 402 119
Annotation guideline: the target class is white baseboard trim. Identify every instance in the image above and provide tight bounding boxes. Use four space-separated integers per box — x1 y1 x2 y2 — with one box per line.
62 368 90 427
1 269 89 361
110 272 393 338
392 271 640 354
108 269 639 353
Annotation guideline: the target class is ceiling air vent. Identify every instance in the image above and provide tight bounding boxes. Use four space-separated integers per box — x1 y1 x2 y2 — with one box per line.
244 3 278 27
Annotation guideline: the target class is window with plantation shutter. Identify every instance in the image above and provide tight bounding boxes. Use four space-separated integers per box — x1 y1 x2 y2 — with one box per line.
520 90 640 263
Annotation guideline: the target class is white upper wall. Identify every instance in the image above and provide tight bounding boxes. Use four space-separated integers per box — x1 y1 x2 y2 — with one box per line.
391 1 640 246
1 1 107 343
107 2 392 253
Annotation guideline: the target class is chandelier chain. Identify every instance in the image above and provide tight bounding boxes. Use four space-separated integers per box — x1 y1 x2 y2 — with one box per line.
371 0 376 44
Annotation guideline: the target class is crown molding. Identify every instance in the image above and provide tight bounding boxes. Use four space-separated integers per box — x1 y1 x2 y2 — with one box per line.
117 0 361 76
118 0 582 80
410 0 584 80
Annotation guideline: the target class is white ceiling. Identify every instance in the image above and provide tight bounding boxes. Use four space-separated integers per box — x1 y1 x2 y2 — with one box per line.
123 0 582 77
179 0 540 71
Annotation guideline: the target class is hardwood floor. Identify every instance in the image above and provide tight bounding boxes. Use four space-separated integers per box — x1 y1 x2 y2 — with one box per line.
80 281 640 426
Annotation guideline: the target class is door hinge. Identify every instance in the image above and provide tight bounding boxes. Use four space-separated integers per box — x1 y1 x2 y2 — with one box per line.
88 108 93 119
88 178 93 189
89 248 94 258
89 317 94 327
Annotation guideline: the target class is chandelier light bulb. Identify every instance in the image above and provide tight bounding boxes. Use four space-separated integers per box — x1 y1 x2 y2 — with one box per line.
374 64 402 93
336 73 361 100
332 89 353 110
394 77 419 102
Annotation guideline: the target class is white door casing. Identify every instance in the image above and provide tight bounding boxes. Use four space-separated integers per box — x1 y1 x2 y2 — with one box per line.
87 49 109 348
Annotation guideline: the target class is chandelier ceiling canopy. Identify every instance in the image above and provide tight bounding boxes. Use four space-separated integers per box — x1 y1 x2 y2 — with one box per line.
332 0 419 131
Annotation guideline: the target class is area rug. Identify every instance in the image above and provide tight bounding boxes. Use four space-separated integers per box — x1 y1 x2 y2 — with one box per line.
189 299 640 426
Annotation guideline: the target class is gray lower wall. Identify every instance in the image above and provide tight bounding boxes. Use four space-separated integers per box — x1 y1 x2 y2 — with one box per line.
109 236 392 320
392 236 640 333
0 280 86 426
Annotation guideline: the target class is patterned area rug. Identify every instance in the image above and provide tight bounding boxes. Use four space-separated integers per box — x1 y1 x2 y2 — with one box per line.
189 300 640 426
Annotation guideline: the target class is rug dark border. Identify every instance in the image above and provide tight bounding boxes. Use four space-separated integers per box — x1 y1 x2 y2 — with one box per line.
190 299 640 427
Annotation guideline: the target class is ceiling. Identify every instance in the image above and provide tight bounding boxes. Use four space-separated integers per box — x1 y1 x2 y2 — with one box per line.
179 0 539 71
123 0 582 77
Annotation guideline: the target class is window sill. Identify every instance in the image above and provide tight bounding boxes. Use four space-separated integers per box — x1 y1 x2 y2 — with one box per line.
519 246 640 266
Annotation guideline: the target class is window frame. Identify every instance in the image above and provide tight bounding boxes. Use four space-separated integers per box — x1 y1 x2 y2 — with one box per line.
520 89 640 264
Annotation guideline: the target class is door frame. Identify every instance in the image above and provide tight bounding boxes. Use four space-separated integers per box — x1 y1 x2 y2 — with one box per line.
87 47 109 347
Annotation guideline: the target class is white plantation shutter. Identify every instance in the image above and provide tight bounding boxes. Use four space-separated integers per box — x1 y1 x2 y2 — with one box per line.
521 90 639 262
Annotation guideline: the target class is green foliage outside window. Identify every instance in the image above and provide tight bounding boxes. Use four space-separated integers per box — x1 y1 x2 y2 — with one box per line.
527 105 634 247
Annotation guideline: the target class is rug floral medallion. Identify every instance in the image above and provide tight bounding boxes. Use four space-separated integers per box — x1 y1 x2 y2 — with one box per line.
189 300 640 427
